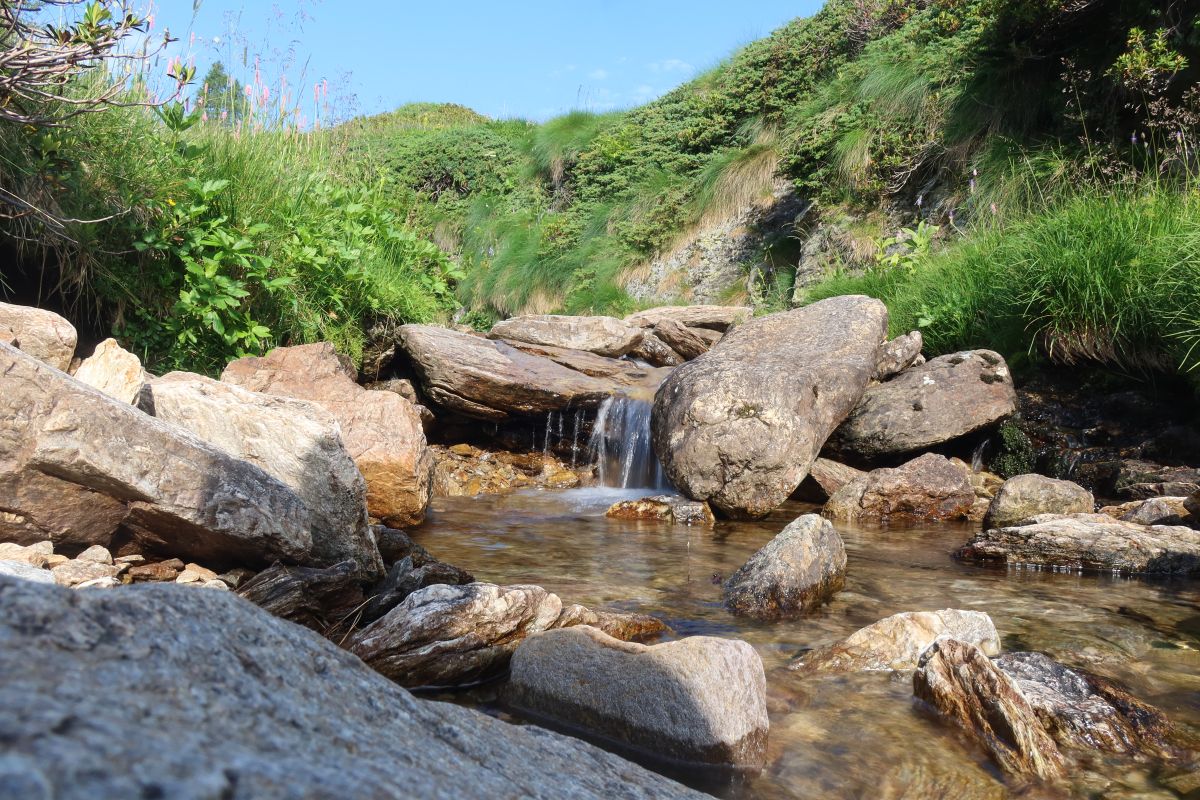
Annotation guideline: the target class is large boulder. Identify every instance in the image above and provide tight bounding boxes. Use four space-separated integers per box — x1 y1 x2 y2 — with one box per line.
72 338 149 404
790 609 1000 674
145 373 383 580
506 625 769 768
956 513 1200 575
488 314 644 358
222 342 433 527
824 453 975 522
651 296 888 518
0 577 701 799
0 301 76 371
983 474 1094 529
723 514 846 619
398 325 615 420
0 342 313 566
830 350 1017 461
624 305 752 332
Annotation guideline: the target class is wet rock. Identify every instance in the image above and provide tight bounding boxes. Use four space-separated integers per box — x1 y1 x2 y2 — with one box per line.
0 577 702 799
551 606 668 641
76 545 113 564
914 638 1067 780
790 609 1000 674
1 342 313 566
875 330 923 381
361 555 475 623
624 305 752 332
50 559 124 587
794 457 866 502
72 338 149 404
398 324 614 420
146 372 383 579
0 560 54 584
652 296 888 519
956 513 1200 575
373 526 433 567
830 350 1017 461
432 444 584 497
0 301 76 371
223 342 433 527
983 474 1095 529
489 314 644 358
653 319 721 361
825 453 975 522
605 495 716 526
629 331 683 367
723 514 846 619
506 625 769 768
1100 497 1190 526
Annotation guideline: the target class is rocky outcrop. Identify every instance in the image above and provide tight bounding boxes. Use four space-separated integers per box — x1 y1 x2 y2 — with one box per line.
824 453 975 522
489 314 644 358
0 577 701 799
499 339 671 389
723 514 845 619
433 444 583 497
506 625 769 768
651 296 888 518
1103 460 1200 501
222 342 433 527
605 495 716 526
790 609 1000 674
629 332 683 367
397 325 615 420
652 318 721 361
830 350 1017 461
875 330 923 380
914 638 1068 780
0 301 76 371
72 338 149 404
0 342 314 567
145 373 383 579
957 513 1200 575
983 474 1094 529
624 305 751 332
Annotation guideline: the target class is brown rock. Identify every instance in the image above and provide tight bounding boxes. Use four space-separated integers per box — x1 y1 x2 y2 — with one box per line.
983 474 1094 529
723 514 845 619
488 315 644 358
795 457 865 502
500 340 670 389
604 495 715 526
51 559 124 588
875 330 923 380
127 560 184 582
1100 496 1190 526
825 453 975 522
624 305 752 332
629 332 683 367
0 301 76 371
652 319 721 361
551 605 668 641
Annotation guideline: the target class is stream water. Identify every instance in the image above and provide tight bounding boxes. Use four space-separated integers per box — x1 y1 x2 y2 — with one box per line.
412 487 1200 798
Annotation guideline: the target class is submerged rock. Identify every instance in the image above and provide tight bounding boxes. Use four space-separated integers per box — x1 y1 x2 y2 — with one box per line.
0 577 701 799
651 296 888 518
432 444 584 497
72 338 149 405
790 609 1000 674
830 350 1017 461
824 453 975 522
723 514 846 619
956 513 1200 575
624 305 752 332
914 638 1068 780
489 314 644 358
605 495 716 526
0 301 76 371
222 342 434 527
983 474 1094 529
875 330 923 381
506 625 769 768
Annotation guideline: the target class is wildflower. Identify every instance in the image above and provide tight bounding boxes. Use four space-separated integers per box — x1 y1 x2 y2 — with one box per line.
1131 132 1138 146
916 194 923 208
201 110 208 122
989 203 998 215
167 198 176 207
969 178 976 192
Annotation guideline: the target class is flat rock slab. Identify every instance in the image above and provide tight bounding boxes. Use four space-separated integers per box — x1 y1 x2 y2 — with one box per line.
0 301 76 371
831 350 1017 460
791 609 1000 674
956 513 1200 575
983 474 1094 529
0 577 701 800
489 314 644 358
723 514 846 619
825 453 975 522
506 625 769 768
651 296 888 519
624 305 751 332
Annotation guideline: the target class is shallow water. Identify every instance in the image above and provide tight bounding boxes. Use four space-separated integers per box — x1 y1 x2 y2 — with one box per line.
412 487 1200 799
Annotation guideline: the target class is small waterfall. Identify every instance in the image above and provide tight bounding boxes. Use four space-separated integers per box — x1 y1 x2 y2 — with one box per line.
971 439 988 472
587 394 671 490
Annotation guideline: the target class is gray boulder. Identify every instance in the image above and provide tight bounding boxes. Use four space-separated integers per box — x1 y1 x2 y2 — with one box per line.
651 296 888 518
0 560 54 584
723 514 846 619
0 577 700 800
831 350 1017 460
0 301 76 371
506 625 769 768
825 453 975 522
489 314 644 358
983 474 1094 529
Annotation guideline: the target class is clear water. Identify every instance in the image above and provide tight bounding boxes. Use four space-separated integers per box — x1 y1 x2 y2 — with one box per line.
587 395 671 491
412 488 1200 799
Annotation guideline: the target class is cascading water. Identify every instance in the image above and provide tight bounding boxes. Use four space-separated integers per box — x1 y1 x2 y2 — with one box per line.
586 394 672 490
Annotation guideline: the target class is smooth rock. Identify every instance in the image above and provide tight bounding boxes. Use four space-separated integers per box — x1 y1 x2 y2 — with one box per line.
489 315 644 358
605 496 716 526
1100 497 1190 527
506 625 769 768
76 545 113 565
653 319 721 361
796 457 866 502
222 342 433 527
624 305 752 332
0 301 76 371
825 453 975 522
629 332 683 367
983 474 1094 529
50 560 123 588
147 372 382 578
956 513 1200 575
652 296 888 518
790 609 1000 674
0 541 54 568
0 577 702 799
0 560 54 584
72 338 148 404
75 576 120 589
914 638 1067 780
723 515 846 619
499 340 671 390
551 606 668 641
830 350 1017 460
875 330 923 380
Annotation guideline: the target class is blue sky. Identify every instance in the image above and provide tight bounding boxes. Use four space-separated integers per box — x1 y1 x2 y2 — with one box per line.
150 0 823 122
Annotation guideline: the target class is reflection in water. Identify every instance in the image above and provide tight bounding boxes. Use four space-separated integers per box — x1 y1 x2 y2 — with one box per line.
413 488 1200 799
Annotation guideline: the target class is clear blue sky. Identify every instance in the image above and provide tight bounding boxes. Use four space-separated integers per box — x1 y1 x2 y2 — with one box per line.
149 0 823 122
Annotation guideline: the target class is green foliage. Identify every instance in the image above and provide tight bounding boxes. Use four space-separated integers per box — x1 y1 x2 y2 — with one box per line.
875 220 939 273
990 419 1036 478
